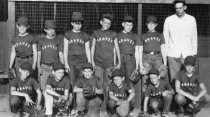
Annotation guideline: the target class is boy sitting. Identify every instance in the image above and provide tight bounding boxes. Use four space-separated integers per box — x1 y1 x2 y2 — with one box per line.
10 62 42 117
108 69 135 117
143 68 174 117
73 63 103 117
45 63 72 117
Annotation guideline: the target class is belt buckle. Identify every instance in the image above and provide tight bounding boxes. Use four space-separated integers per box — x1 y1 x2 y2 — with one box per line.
150 52 155 55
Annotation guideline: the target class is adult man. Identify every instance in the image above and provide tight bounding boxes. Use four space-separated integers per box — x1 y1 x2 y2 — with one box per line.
163 0 197 83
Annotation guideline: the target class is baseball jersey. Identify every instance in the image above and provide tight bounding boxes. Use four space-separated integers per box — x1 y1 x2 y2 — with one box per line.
46 75 71 95
11 34 37 57
11 76 40 97
139 31 165 52
75 75 102 90
175 71 201 95
37 36 62 65
145 79 172 98
109 81 133 100
93 29 117 68
64 30 90 64
117 31 140 55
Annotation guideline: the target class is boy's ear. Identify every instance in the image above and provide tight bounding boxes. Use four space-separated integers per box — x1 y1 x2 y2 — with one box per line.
71 22 74 26
100 20 103 25
122 22 125 27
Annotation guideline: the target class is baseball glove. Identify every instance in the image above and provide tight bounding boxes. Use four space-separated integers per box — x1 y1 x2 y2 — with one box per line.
159 65 168 78
116 101 130 117
130 69 142 83
83 85 96 99
54 99 66 110
186 102 200 114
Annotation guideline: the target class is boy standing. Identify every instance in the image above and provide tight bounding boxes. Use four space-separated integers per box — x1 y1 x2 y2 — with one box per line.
63 12 91 86
73 63 103 117
108 69 135 117
45 63 72 117
91 13 121 116
143 68 174 117
139 15 167 79
175 56 209 116
9 16 37 76
37 20 63 90
10 62 42 117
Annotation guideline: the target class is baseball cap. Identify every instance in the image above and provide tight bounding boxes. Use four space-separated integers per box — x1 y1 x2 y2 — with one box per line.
17 16 28 26
184 56 196 66
52 63 65 71
111 69 124 79
123 15 134 23
173 0 186 4
20 62 32 73
146 15 157 23
148 68 159 75
101 13 114 21
71 12 84 21
45 20 56 29
82 63 93 70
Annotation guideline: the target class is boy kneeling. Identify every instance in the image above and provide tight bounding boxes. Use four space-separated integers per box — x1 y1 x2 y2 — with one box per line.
45 63 72 117
73 63 103 117
108 69 135 117
175 56 210 116
143 68 174 117
10 62 42 117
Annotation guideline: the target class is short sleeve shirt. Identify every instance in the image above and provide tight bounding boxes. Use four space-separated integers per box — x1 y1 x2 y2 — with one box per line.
117 31 140 55
37 36 62 64
145 79 172 98
139 31 165 52
64 30 90 64
75 75 102 90
93 29 117 68
108 81 133 100
11 34 36 57
175 71 201 95
46 75 71 95
11 77 40 97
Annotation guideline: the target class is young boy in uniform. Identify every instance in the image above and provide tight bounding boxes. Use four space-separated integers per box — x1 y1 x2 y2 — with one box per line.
91 13 121 116
117 15 141 117
73 63 103 117
139 15 167 79
175 56 210 116
143 68 174 117
45 63 72 117
63 12 91 86
9 16 37 76
108 69 135 117
37 20 63 91
10 62 42 117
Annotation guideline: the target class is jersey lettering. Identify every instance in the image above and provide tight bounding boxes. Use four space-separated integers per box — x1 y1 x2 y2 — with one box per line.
118 38 134 45
68 38 85 44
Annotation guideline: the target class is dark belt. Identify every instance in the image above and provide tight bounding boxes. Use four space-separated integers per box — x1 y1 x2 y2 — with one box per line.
143 51 161 55
122 54 134 56
16 55 33 59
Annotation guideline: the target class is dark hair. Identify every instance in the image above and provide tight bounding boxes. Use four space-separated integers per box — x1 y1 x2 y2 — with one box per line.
173 0 186 6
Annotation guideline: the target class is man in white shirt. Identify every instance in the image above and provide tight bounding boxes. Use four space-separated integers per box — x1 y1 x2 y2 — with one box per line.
163 0 197 83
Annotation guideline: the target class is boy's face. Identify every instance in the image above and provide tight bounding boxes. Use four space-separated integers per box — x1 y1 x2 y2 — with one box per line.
82 69 93 79
53 69 64 81
122 22 133 33
19 68 30 81
113 76 124 87
100 18 111 31
146 22 157 32
71 21 82 31
185 65 195 74
149 74 160 85
44 28 55 37
175 2 186 17
16 25 29 34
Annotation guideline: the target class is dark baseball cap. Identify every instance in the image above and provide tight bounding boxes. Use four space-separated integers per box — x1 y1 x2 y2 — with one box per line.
146 15 157 23
101 13 114 21
71 12 84 21
148 68 159 75
123 15 134 23
82 63 93 70
20 62 32 73
184 56 196 66
173 0 186 4
111 69 124 79
45 20 56 29
17 16 28 26
52 63 65 71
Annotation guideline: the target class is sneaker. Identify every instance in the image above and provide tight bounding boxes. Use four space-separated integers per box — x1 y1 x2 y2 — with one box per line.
76 111 85 117
71 109 78 116
100 111 109 117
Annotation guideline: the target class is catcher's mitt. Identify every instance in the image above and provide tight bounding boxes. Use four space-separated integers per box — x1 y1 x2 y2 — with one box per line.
159 65 168 78
116 101 130 117
83 85 96 99
130 69 142 83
